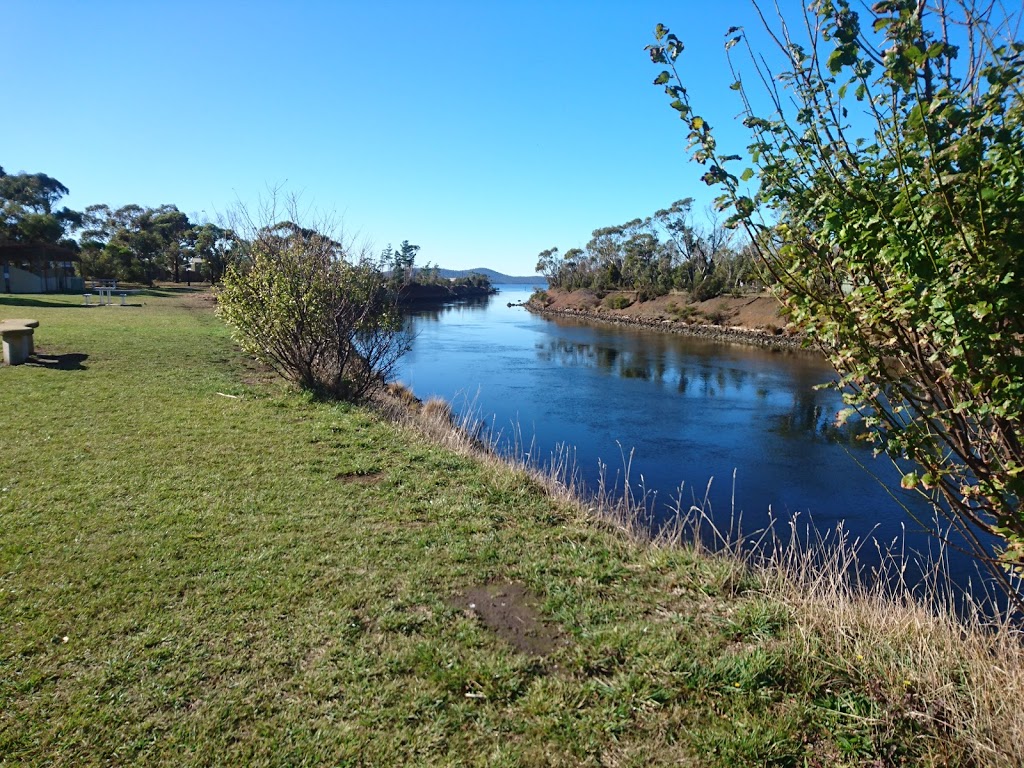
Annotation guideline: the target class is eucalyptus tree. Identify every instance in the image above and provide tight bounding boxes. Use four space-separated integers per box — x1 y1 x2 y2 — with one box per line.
0 168 80 249
190 222 242 283
79 203 193 283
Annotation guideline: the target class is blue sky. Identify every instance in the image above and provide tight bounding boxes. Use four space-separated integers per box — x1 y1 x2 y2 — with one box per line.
3 1 802 275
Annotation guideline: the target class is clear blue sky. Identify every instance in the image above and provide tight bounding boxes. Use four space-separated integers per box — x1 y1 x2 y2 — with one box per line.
3 1 801 276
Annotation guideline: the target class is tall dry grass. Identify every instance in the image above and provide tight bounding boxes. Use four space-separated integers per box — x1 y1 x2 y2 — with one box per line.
669 490 1024 766
377 387 1024 765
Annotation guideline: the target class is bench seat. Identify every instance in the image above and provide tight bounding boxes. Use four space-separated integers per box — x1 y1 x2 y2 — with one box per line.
0 319 40 365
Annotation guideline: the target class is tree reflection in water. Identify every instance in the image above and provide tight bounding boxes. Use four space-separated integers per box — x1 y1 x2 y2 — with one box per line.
533 335 863 444
398 286 987 597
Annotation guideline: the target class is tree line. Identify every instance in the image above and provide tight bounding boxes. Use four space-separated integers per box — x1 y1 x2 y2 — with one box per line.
536 198 759 300
381 239 492 292
1 167 489 294
0 165 243 284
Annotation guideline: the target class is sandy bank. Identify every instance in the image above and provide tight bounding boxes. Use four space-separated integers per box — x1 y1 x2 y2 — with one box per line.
526 287 811 351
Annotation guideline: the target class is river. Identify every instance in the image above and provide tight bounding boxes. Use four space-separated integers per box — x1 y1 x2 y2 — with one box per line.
397 284 999 598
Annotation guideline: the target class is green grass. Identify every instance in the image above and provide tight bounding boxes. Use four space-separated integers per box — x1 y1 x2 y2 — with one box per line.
1 289 1020 766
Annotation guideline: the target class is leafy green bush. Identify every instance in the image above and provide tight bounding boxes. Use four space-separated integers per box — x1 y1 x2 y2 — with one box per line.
604 294 633 310
217 220 409 402
701 307 729 326
666 300 697 320
690 272 726 302
529 289 550 306
650 1 1024 594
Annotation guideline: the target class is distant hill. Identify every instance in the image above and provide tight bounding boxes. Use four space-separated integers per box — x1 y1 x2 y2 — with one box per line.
433 267 546 285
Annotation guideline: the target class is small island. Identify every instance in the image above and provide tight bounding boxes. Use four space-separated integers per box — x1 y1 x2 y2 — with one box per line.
398 273 496 303
381 240 498 304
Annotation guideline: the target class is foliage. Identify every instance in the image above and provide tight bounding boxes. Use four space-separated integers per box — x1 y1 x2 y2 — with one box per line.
382 239 420 286
536 200 757 298
216 217 409 402
380 240 494 299
79 203 205 285
0 167 80 251
0 165 246 286
450 272 493 290
604 294 633 310
649 1 1024 589
188 223 244 283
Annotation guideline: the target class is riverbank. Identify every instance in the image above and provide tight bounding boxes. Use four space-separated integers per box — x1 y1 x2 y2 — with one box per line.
527 287 809 351
2 289 1022 765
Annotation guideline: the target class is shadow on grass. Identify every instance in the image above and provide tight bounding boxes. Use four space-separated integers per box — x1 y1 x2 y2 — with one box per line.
27 352 89 371
145 286 212 297
0 296 93 309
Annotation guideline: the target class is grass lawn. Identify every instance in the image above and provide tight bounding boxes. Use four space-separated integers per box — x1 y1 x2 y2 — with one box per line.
0 289 1018 766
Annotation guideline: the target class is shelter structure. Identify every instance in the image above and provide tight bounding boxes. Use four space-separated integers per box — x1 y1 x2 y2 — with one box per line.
0 242 83 293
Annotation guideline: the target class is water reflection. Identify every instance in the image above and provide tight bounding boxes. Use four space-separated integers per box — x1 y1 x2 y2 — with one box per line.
397 285 993 598
532 335 862 444
406 294 492 322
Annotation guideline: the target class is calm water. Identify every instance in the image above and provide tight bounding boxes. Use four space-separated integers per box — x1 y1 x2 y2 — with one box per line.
397 284 995 594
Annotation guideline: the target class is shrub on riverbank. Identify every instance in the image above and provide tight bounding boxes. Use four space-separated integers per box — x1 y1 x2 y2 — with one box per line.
650 1 1024 602
216 218 409 402
604 293 633 310
3 290 1023 765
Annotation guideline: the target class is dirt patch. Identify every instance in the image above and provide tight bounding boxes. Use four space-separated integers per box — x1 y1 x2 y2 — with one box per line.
335 470 384 485
452 582 566 657
173 289 217 311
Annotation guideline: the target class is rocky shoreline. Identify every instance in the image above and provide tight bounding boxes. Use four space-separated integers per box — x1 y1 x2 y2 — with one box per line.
524 303 811 352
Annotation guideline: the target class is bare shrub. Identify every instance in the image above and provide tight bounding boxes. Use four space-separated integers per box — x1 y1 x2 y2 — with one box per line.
216 199 409 402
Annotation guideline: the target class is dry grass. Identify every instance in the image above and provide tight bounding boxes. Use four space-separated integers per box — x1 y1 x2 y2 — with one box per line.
756 530 1024 766
665 497 1024 766
386 391 1024 766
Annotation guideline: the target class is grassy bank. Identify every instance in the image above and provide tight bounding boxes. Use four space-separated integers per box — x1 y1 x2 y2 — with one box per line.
2 290 1022 766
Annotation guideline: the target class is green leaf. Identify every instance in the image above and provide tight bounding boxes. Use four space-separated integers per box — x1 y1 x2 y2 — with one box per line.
905 45 925 66
901 472 919 490
971 301 993 319
827 47 856 74
654 71 671 86
740 168 755 181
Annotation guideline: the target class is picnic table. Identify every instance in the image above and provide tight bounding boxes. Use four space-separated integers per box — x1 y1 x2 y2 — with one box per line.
0 318 39 365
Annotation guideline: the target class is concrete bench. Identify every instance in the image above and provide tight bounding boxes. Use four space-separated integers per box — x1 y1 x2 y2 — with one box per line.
0 318 40 365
